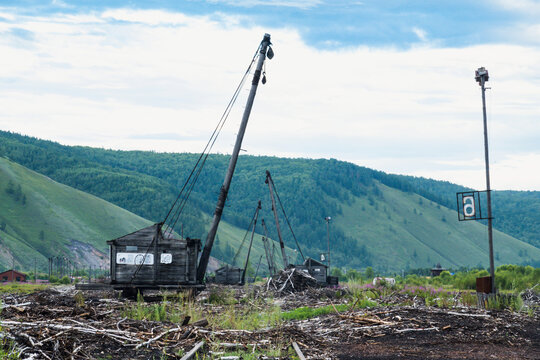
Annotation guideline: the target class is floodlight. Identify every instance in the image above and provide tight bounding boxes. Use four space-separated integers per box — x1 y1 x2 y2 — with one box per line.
475 67 489 84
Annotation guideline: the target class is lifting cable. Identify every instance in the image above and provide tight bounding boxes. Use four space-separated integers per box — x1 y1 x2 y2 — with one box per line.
129 42 263 284
160 42 263 236
270 180 305 262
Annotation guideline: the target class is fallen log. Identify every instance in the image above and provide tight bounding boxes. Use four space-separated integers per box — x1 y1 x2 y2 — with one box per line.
135 326 183 350
179 340 205 360
292 342 306 360
395 327 439 333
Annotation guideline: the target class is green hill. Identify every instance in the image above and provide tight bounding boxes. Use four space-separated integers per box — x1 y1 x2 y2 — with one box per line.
334 182 539 272
0 157 152 271
0 130 538 273
0 156 293 274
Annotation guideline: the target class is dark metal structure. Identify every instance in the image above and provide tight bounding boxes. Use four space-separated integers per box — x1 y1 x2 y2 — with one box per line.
265 170 289 268
264 170 337 286
214 201 261 285
197 34 273 283
261 219 276 276
475 67 495 294
101 34 274 295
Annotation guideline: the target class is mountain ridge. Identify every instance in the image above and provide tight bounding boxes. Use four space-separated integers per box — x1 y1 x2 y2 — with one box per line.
0 130 538 272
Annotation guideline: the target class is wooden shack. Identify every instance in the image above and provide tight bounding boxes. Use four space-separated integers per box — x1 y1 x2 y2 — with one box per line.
302 257 328 284
107 223 201 294
430 263 446 277
214 265 243 285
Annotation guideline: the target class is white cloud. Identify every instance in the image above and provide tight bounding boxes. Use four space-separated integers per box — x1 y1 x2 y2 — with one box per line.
492 0 540 15
51 0 73 9
0 8 539 190
205 0 322 9
412 27 427 42
101 9 192 26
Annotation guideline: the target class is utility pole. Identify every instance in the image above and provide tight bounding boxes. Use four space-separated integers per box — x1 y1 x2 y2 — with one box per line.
325 216 331 273
475 67 495 294
197 33 273 283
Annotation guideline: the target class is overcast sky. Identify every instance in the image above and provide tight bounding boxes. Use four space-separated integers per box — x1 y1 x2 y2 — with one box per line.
0 0 539 190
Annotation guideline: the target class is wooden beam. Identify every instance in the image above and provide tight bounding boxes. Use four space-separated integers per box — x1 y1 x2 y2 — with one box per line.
292 342 306 360
180 341 205 360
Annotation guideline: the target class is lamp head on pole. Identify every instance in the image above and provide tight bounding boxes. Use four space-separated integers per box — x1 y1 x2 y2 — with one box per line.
475 67 489 85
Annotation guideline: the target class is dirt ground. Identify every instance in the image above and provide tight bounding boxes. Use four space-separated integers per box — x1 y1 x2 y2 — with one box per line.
0 284 538 359
332 307 539 360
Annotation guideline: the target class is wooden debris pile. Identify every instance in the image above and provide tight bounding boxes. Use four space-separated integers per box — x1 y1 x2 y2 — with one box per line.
1 284 538 359
266 268 318 295
521 286 540 307
0 286 327 359
291 304 539 358
0 287 213 359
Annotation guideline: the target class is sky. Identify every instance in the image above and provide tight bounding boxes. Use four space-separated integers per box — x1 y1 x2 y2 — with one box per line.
0 0 539 190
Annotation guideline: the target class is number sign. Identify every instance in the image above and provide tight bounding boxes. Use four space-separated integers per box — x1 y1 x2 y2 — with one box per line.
456 190 491 221
462 196 476 217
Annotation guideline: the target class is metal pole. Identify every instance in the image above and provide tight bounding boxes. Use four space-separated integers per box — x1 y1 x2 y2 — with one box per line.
197 34 272 283
266 171 289 268
476 67 495 294
241 201 261 285
253 255 263 282
261 219 276 276
325 217 331 274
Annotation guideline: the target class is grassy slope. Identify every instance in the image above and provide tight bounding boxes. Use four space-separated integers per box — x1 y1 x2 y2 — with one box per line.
335 182 540 272
0 157 153 269
0 157 290 273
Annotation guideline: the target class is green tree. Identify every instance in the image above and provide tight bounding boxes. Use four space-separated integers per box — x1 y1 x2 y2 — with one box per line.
331 267 345 281
365 266 374 279
5 180 14 195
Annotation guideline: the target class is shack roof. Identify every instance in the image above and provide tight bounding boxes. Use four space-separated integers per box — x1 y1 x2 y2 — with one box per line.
106 223 161 245
0 269 27 277
303 257 328 268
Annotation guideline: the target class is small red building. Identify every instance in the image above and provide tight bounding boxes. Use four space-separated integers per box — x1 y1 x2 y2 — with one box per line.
0 269 27 282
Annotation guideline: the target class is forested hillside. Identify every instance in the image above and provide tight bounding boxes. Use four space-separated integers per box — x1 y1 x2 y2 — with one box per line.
0 157 151 270
0 130 539 271
402 176 540 248
0 156 296 272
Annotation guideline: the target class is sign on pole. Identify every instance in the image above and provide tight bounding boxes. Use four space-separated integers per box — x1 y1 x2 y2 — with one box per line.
456 190 492 221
